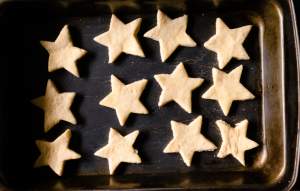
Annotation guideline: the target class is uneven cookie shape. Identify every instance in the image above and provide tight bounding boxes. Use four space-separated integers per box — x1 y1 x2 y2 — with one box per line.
99 75 148 126
94 128 141 174
31 80 77 132
216 119 258 166
154 63 203 113
94 15 144 63
41 25 87 77
164 116 217 166
202 65 254 116
34 129 81 176
204 18 252 69
144 10 196 62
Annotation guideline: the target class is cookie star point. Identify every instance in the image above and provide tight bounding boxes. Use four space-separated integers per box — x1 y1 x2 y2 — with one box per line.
155 63 203 113
164 116 217 166
204 18 252 69
94 128 141 174
34 129 81 176
31 80 77 132
202 66 254 116
94 15 144 63
144 10 196 62
41 25 87 77
216 119 259 166
99 75 148 126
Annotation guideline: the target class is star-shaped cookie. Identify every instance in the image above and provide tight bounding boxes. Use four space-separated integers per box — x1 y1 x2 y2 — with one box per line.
94 128 141 174
41 25 87 77
164 116 217 166
144 10 196 62
204 18 252 69
202 65 254 116
31 80 77 132
94 15 144 63
34 129 81 176
99 75 148 126
154 63 203 113
216 119 259 166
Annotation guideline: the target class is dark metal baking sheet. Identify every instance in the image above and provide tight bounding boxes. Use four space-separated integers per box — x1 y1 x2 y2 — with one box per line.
0 0 299 190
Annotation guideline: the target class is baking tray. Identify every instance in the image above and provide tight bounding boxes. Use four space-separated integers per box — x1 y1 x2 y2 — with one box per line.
0 0 299 190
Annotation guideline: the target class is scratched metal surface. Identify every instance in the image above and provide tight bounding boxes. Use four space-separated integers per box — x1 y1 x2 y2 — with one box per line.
0 0 298 190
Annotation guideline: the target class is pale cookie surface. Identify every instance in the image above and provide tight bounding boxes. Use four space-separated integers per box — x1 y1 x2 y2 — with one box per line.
41 25 87 77
202 65 254 116
94 128 141 174
154 63 203 113
144 10 196 62
99 75 148 126
204 18 252 69
34 129 81 176
94 15 144 63
216 119 258 166
31 80 77 132
164 116 217 166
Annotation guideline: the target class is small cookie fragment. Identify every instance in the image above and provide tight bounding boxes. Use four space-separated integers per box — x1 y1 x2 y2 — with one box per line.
202 65 254 116
216 119 259 166
144 10 196 62
204 18 252 69
41 25 87 77
94 15 145 63
154 63 203 113
94 128 141 174
31 80 77 132
99 75 148 126
164 116 217 166
34 129 81 176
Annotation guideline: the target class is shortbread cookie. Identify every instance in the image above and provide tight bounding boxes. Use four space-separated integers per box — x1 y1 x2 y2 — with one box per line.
164 116 217 166
204 18 252 69
216 119 258 166
94 128 141 174
99 75 148 126
31 80 77 132
202 65 254 116
144 10 196 62
154 63 203 113
41 25 87 77
34 129 81 176
94 15 144 63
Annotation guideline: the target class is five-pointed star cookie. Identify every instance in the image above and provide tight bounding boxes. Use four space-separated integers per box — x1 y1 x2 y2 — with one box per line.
202 65 254 116
204 18 252 69
94 15 144 63
94 128 141 174
144 10 196 62
99 75 148 126
216 119 258 166
34 129 81 176
164 116 217 166
31 80 77 132
41 25 87 77
154 63 203 113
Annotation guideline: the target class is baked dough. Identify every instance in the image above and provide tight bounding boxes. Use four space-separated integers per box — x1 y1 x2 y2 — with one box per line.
216 119 258 166
202 65 254 116
31 80 77 132
34 129 81 176
94 15 144 63
204 18 252 69
164 116 217 166
41 25 87 77
99 75 148 126
144 10 196 62
94 128 141 174
154 63 203 113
